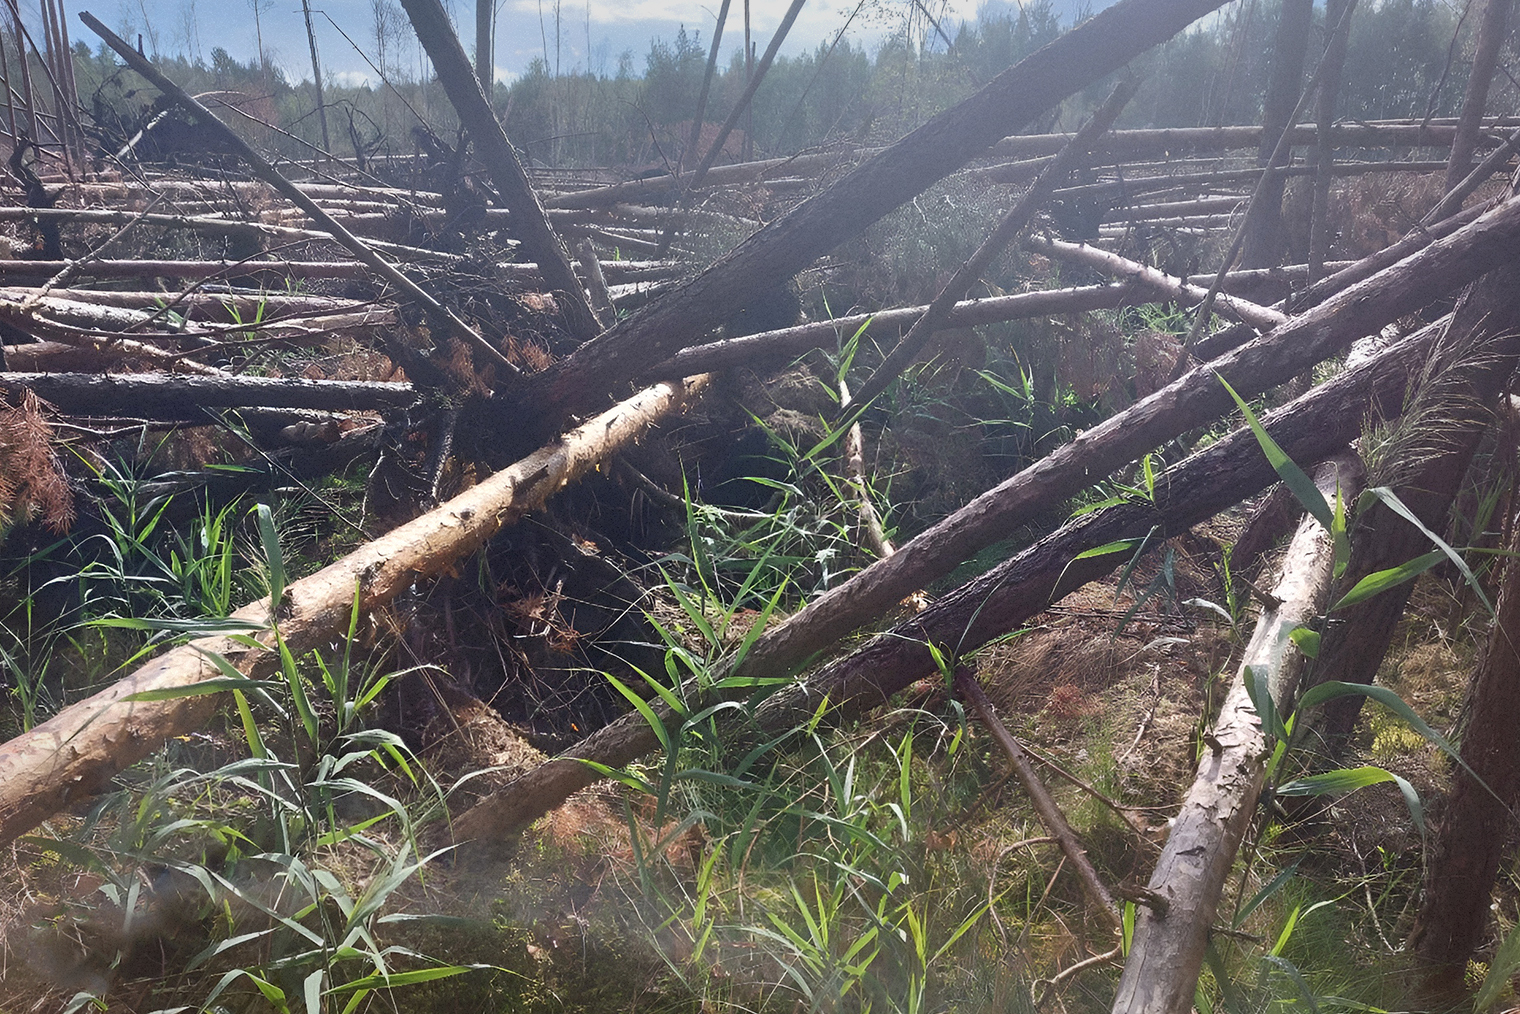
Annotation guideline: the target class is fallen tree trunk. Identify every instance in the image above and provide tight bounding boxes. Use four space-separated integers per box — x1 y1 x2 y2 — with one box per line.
1111 455 1360 1013
1025 235 1288 330
0 260 378 281
0 372 417 418
517 0 1235 425
0 207 465 264
0 287 389 320
1286 201 1487 311
1308 250 1520 749
450 313 1446 843
1411 466 1520 989
545 122 1503 213
0 375 709 847
660 284 1142 376
80 13 507 383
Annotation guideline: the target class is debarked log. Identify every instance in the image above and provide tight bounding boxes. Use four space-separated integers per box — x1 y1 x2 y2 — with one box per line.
1111 456 1362 1014
448 314 1447 844
1025 235 1288 330
0 373 418 419
0 374 710 847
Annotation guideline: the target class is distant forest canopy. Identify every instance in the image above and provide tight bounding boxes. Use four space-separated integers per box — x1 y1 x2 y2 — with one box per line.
66 0 1512 169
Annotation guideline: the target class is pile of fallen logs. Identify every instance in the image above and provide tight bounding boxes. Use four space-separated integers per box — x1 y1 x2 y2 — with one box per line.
2 0 1520 1005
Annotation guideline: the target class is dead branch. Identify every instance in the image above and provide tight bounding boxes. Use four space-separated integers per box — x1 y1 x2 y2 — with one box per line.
956 667 1121 934
661 284 1142 377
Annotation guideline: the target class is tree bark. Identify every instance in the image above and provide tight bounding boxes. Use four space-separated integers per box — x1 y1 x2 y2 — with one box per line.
516 0 1235 426
1445 0 1513 191
399 0 603 345
450 315 1447 844
1243 0 1314 268
1112 455 1361 1014
1309 256 1520 747
0 375 709 847
1410 498 1520 982
0 372 417 419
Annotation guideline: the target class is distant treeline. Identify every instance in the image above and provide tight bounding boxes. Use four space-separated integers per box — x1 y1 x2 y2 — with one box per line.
53 0 1506 169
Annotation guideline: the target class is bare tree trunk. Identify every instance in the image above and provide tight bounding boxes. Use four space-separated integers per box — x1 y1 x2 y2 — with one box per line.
474 0 494 92
1242 0 1313 268
302 0 332 155
1445 0 1513 191
685 0 732 171
1112 455 1361 1013
1410 501 1520 987
1308 0 1353 279
0 376 709 847
1025 236 1287 330
400 0 605 345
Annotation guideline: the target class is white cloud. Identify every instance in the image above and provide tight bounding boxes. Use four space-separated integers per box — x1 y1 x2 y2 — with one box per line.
494 65 520 84
331 69 375 89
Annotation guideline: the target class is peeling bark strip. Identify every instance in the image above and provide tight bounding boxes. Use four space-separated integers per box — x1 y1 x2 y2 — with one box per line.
450 316 1445 844
0 376 709 847
1111 456 1363 1014
523 0 1234 423
398 0 603 344
0 373 417 419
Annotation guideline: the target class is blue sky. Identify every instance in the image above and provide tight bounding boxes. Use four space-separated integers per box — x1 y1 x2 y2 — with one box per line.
56 0 1115 86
